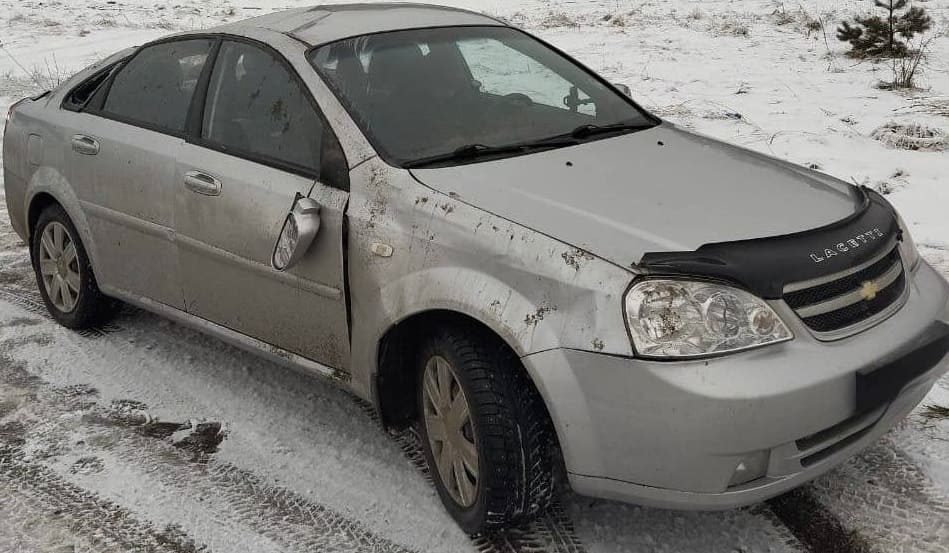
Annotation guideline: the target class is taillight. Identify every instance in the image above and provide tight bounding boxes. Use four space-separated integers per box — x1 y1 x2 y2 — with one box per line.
4 98 26 131
7 98 25 118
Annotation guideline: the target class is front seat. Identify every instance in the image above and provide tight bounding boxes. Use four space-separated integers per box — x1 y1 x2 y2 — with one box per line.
365 39 433 157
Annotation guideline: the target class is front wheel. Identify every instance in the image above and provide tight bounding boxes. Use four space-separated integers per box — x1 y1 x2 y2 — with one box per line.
416 325 555 533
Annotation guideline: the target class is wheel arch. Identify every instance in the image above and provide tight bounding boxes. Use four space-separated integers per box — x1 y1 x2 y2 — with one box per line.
374 309 557 442
23 171 102 276
27 191 60 239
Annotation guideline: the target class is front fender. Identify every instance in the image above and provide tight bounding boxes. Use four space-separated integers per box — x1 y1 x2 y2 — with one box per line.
374 266 560 360
346 161 636 401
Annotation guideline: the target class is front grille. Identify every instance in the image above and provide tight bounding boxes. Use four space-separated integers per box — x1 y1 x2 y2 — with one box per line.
784 246 906 335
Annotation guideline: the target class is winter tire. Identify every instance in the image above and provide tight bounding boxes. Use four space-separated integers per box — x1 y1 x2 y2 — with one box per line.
416 323 555 534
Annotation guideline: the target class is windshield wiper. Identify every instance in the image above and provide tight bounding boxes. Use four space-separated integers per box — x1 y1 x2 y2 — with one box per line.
504 122 655 152
402 124 648 169
568 122 656 139
404 141 569 169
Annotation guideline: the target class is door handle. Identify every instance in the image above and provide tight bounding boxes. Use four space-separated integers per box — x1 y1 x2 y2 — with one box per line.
183 171 222 196
71 134 99 155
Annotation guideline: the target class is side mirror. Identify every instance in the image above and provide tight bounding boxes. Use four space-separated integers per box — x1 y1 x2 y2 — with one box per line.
272 197 321 271
615 83 632 97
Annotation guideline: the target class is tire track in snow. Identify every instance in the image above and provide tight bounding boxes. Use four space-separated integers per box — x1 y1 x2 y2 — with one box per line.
0 279 809 553
0 282 914 553
765 427 949 553
0 355 204 553
0 287 48 318
0 482 102 553
0 208 584 549
469 503 586 553
1 285 588 553
0 286 123 337
806 437 949 553
354 399 588 553
81 419 422 553
0 343 421 553
0 443 206 553
766 489 874 553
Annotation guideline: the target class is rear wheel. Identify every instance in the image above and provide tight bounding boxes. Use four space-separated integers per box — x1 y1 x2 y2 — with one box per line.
31 204 116 329
416 324 555 533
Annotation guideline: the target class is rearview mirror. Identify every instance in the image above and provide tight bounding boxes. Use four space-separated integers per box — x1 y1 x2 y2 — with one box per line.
272 197 321 271
614 83 632 97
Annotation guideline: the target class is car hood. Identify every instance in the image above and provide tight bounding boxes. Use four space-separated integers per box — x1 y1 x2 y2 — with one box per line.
410 124 861 269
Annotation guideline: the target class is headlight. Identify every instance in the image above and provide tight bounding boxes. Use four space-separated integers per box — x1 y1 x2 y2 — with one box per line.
624 279 793 359
896 213 921 271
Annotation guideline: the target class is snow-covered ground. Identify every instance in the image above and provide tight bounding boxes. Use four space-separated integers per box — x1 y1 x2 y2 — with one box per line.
1 1 948 552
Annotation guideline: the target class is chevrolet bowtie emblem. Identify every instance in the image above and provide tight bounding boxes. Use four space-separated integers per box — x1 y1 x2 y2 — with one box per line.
859 280 881 301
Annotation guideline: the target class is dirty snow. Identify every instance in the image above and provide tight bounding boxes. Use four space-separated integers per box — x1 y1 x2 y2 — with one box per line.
2 0 949 552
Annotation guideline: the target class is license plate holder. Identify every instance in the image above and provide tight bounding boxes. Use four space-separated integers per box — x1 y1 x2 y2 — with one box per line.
855 323 949 413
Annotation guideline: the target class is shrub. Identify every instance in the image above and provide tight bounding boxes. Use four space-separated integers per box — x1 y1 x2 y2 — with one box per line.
837 0 932 58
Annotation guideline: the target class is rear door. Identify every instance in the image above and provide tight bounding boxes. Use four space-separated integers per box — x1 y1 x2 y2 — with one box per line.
61 38 214 308
175 38 352 370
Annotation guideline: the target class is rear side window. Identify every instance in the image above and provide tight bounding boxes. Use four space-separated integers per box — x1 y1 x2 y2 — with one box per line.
102 39 213 133
202 41 325 174
63 62 123 112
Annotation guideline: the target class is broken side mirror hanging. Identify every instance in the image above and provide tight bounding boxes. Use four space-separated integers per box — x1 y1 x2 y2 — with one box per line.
272 196 322 271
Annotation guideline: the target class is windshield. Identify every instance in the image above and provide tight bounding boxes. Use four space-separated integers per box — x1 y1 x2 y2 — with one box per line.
309 26 657 168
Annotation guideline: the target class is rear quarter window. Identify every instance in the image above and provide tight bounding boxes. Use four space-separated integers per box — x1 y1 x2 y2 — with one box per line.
62 62 123 112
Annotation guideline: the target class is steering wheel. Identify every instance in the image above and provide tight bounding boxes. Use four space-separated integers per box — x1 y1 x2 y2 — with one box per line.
501 93 533 107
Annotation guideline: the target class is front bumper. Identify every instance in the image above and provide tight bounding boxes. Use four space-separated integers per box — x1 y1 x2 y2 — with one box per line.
522 261 949 509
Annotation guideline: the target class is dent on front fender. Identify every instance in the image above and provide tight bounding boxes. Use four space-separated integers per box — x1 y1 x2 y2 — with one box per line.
344 160 636 399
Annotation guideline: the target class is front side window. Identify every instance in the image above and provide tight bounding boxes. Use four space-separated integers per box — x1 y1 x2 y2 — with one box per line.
202 40 326 174
102 39 212 132
310 26 655 167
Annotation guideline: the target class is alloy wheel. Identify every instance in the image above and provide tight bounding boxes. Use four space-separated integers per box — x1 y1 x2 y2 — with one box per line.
422 355 479 507
38 221 81 313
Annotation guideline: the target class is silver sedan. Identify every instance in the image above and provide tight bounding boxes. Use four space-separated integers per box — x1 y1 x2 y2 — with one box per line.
4 3 949 533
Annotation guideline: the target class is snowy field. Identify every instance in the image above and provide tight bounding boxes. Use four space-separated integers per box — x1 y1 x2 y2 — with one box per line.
1 0 949 552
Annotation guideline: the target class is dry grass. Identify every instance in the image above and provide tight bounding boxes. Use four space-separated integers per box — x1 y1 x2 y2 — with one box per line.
539 11 578 29
871 121 948 151
0 71 44 99
709 16 752 37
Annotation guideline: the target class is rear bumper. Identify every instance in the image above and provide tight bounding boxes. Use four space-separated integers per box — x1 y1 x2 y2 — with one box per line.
523 261 949 509
3 139 29 242
2 169 28 241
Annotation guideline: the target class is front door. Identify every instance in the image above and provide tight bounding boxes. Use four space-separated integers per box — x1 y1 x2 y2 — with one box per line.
175 39 351 370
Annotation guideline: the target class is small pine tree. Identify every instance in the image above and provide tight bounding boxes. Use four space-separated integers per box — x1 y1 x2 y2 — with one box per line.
837 0 932 58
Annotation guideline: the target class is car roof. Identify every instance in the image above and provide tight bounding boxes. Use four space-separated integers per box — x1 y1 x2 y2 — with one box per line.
213 3 506 46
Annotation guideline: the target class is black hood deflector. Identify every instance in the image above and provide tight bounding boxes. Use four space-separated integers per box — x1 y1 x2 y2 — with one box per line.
639 188 902 299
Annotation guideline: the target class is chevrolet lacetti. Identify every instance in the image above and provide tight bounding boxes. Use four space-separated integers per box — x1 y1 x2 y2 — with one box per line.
4 3 949 533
